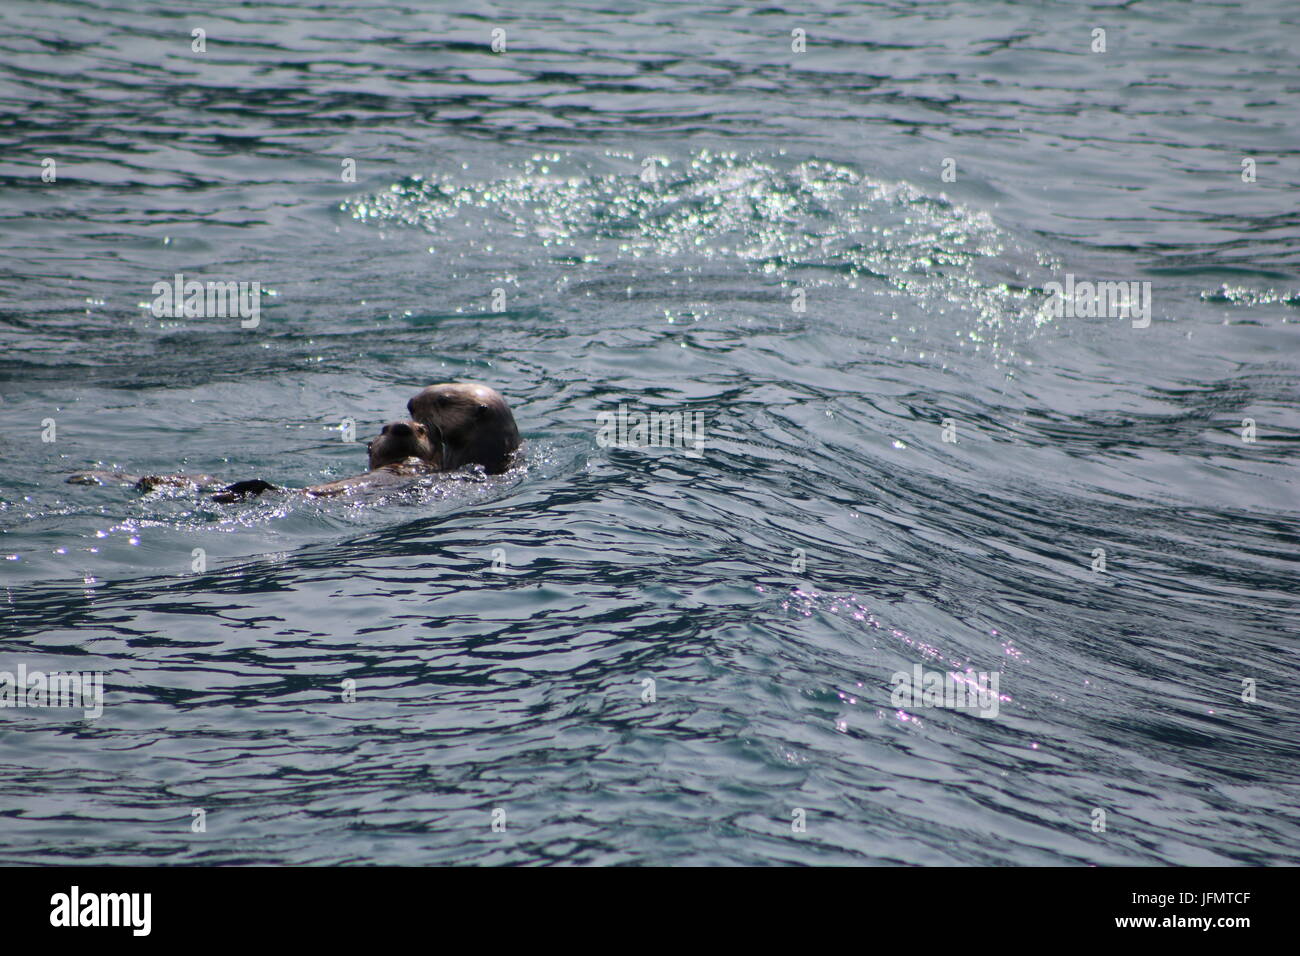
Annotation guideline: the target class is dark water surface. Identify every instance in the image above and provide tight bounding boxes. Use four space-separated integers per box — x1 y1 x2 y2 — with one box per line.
1 0 1298 865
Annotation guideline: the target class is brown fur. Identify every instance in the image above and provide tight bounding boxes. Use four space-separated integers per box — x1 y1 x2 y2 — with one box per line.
66 471 223 491
366 419 438 470
72 419 441 502
407 382 521 475
66 381 522 502
213 419 439 501
298 458 435 499
300 420 439 498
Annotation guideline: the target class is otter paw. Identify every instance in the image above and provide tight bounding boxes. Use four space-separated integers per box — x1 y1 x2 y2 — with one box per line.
212 479 278 503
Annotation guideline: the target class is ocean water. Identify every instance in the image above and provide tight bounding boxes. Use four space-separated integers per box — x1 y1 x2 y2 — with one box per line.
1 0 1298 865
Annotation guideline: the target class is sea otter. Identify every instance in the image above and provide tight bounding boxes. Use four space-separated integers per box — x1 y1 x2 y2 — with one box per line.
65 381 522 497
67 419 440 500
213 418 440 501
407 382 521 475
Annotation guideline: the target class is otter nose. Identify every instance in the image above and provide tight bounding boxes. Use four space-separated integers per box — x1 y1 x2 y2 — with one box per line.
388 422 413 437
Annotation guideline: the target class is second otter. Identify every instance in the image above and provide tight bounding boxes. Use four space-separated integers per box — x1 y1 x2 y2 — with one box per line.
214 419 439 501
214 381 525 497
66 381 523 499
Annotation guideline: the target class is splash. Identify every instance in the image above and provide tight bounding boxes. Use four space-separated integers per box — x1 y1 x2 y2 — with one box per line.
1200 284 1300 308
345 150 1049 342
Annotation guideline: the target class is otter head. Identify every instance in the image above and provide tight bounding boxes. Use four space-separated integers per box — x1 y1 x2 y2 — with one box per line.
407 382 521 475
367 419 439 470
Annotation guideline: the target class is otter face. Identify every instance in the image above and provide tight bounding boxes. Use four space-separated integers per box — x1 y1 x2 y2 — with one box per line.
407 382 521 475
367 419 439 470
